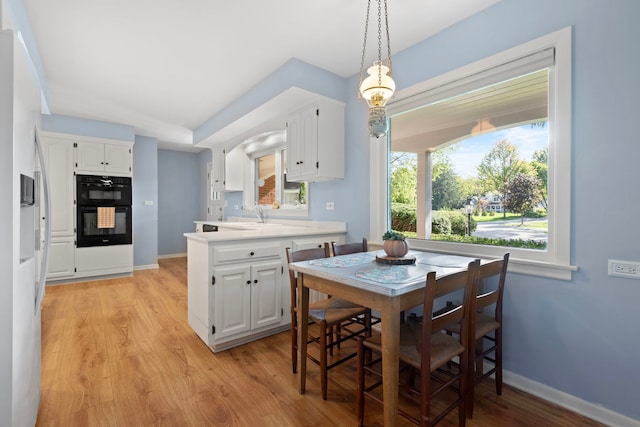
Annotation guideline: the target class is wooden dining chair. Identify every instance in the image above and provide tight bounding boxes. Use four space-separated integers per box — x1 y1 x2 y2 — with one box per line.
356 260 480 426
331 238 368 256
465 252 509 418
286 246 372 400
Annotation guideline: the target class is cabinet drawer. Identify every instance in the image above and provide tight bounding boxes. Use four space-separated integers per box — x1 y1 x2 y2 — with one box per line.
214 243 282 264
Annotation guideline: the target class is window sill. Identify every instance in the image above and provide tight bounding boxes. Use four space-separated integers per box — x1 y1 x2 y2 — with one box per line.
372 238 577 281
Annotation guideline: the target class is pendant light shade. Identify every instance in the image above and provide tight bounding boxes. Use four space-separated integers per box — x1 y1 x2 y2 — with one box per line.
358 0 395 138
360 61 396 107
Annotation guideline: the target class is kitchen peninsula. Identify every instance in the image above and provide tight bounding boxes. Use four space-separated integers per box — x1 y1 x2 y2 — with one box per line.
184 220 346 352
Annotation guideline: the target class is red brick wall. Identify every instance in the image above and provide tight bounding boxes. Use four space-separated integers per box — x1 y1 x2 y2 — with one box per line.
258 174 276 205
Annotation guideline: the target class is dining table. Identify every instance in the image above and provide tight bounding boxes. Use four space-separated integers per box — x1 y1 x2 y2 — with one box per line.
288 249 481 427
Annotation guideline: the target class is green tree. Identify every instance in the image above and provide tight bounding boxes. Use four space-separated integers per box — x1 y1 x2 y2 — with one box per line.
503 173 542 224
531 147 548 209
432 165 463 210
390 154 417 205
477 139 531 217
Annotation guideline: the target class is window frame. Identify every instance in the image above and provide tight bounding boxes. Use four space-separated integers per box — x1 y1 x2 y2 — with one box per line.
243 145 310 217
369 27 575 280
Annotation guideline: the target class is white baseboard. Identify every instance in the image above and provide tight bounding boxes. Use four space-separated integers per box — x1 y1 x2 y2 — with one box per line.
158 253 187 259
134 264 159 271
504 370 640 427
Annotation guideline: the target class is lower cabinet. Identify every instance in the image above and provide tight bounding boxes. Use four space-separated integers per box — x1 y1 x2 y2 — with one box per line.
187 231 346 352
213 259 282 340
187 238 289 352
46 238 75 279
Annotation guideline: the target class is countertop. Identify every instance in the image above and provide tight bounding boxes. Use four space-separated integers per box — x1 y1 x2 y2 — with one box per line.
185 219 347 242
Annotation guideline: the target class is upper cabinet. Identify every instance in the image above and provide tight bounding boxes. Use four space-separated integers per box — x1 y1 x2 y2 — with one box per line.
211 146 243 192
75 140 132 176
286 99 345 182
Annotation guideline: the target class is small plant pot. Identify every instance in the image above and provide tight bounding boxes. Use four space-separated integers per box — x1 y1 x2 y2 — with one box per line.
383 240 409 258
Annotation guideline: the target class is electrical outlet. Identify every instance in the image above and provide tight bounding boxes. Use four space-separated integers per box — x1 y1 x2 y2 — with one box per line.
326 202 335 211
608 259 640 279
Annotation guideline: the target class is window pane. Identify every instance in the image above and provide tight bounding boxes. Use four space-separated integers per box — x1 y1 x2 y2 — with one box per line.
389 69 549 250
256 153 276 205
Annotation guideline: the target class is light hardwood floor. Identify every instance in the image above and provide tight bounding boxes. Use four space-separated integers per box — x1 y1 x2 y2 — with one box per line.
36 258 605 426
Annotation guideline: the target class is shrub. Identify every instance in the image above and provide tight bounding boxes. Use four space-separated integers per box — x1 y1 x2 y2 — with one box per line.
432 213 452 235
391 203 416 232
431 233 546 249
433 210 476 235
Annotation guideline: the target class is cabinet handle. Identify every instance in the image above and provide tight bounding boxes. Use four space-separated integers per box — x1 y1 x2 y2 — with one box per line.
253 279 258 284
299 160 303 164
250 251 255 256
100 161 104 165
246 280 251 285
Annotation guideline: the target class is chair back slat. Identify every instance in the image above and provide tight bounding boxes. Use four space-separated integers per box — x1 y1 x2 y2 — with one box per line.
331 238 368 256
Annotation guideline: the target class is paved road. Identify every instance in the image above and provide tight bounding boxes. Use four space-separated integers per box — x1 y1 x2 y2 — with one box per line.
472 218 547 243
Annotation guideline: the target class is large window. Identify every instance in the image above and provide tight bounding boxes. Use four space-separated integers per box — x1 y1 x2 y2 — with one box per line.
371 27 575 279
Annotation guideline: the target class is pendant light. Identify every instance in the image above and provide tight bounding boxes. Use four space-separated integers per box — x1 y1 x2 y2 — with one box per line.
358 0 395 138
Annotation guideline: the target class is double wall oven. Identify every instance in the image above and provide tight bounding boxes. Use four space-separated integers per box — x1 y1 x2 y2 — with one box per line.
76 175 132 247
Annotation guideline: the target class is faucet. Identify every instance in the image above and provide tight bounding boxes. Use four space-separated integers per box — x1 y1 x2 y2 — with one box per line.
242 203 265 223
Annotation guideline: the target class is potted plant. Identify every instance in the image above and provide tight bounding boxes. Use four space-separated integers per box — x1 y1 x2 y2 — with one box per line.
382 230 409 257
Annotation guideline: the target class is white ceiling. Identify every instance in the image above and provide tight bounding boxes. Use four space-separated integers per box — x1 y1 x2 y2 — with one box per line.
23 0 501 150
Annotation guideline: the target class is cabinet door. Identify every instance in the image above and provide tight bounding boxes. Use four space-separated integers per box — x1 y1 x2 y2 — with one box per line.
75 141 105 173
104 144 132 175
286 113 303 179
44 138 75 237
298 106 318 177
211 147 225 191
213 264 251 340
287 106 318 180
250 260 282 330
47 238 75 279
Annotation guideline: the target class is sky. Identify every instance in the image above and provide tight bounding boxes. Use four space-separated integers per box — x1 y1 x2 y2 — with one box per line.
448 124 548 179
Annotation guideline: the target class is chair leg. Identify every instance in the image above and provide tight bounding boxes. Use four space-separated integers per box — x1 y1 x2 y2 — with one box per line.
291 311 297 374
356 338 365 427
459 350 468 427
320 320 329 400
495 327 503 396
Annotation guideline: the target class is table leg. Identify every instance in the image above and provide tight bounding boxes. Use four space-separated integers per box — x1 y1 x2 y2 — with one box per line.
380 300 401 427
298 273 309 394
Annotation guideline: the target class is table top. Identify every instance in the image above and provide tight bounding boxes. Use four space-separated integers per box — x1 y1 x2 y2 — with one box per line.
289 250 479 297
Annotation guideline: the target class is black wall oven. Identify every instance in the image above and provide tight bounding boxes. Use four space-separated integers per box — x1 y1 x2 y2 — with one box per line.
76 175 132 247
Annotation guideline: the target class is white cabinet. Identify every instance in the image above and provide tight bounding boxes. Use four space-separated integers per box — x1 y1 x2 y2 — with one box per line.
40 132 134 282
187 238 286 352
211 146 243 192
75 140 132 176
43 136 75 237
212 259 282 340
46 239 75 279
286 99 345 182
42 135 75 279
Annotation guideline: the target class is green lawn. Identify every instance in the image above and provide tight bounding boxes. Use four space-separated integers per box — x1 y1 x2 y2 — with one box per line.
472 213 523 223
506 220 548 230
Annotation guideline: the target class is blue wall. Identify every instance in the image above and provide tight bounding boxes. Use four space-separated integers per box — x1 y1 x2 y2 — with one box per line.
132 135 158 267
157 149 199 256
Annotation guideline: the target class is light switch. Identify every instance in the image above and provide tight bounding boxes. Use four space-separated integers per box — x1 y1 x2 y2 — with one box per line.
144 200 153 206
